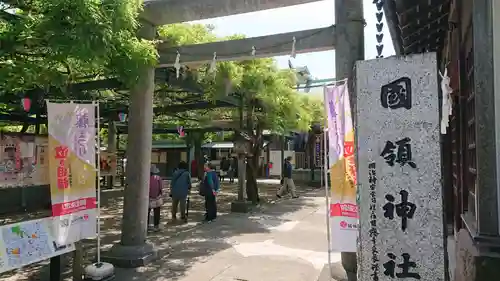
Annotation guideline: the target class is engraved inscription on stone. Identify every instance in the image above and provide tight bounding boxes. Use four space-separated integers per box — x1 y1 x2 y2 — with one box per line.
380 77 412 110
355 53 444 281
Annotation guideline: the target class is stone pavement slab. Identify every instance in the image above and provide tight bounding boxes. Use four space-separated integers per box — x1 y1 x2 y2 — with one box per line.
112 188 342 281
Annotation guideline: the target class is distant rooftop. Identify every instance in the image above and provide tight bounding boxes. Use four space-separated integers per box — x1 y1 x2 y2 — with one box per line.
151 140 269 149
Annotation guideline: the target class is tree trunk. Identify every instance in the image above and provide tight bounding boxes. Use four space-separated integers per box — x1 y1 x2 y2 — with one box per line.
245 150 259 204
246 130 262 204
20 124 29 133
243 100 262 204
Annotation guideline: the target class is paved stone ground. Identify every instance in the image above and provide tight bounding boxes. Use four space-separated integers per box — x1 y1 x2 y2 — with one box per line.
112 185 340 281
0 180 343 281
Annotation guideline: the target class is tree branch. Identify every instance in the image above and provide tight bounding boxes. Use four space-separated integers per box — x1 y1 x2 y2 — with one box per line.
12 51 48 58
61 60 72 76
0 10 20 23
171 113 200 122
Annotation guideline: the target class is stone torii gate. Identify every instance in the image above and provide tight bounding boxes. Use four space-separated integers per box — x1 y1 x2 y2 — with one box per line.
105 1 364 280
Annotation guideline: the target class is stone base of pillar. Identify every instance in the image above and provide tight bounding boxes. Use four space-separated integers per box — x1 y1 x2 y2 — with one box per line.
454 228 500 281
231 201 251 213
83 275 115 281
340 252 357 281
101 242 157 268
317 262 347 281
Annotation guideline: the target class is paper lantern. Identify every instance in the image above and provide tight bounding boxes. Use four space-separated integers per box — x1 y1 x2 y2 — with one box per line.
22 97 31 112
177 126 185 137
118 112 127 122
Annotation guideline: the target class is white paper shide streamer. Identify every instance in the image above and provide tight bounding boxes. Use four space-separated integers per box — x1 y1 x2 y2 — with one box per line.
174 51 181 79
209 52 217 75
440 68 453 134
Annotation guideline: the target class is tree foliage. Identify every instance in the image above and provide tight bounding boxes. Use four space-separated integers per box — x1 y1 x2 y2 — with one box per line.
237 59 316 133
0 0 157 94
157 23 323 135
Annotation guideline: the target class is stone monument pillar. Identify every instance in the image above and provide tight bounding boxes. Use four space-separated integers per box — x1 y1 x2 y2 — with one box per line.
103 21 157 268
355 53 445 281
231 137 249 213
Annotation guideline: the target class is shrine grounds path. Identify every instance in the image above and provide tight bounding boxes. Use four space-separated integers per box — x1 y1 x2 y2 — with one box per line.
0 180 346 281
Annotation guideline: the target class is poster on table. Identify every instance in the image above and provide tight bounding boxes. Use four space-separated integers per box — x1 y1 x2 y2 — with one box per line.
46 102 97 245
0 217 74 274
0 134 49 188
323 83 358 252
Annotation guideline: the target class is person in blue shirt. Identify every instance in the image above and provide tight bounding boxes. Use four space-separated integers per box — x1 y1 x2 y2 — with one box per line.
202 163 220 222
277 156 298 199
170 161 192 223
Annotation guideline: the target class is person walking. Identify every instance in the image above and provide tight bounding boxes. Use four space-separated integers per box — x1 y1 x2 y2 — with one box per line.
277 156 298 199
170 161 192 223
148 164 164 231
201 163 220 222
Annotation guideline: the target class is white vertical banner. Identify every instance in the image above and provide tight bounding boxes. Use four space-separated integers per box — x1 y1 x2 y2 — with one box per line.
323 83 358 252
47 101 97 245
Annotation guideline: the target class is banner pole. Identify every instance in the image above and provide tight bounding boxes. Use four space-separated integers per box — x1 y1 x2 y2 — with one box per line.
324 128 333 277
95 101 102 264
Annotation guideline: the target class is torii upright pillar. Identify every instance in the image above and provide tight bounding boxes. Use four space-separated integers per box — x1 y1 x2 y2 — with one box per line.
103 21 158 267
335 0 364 280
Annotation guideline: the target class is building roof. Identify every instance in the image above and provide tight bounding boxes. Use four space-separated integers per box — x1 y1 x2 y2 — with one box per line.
202 141 270 149
151 141 187 149
202 142 234 149
151 141 270 149
384 0 450 55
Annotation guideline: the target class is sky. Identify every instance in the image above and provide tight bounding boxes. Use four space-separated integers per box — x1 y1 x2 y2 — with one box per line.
190 0 395 81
